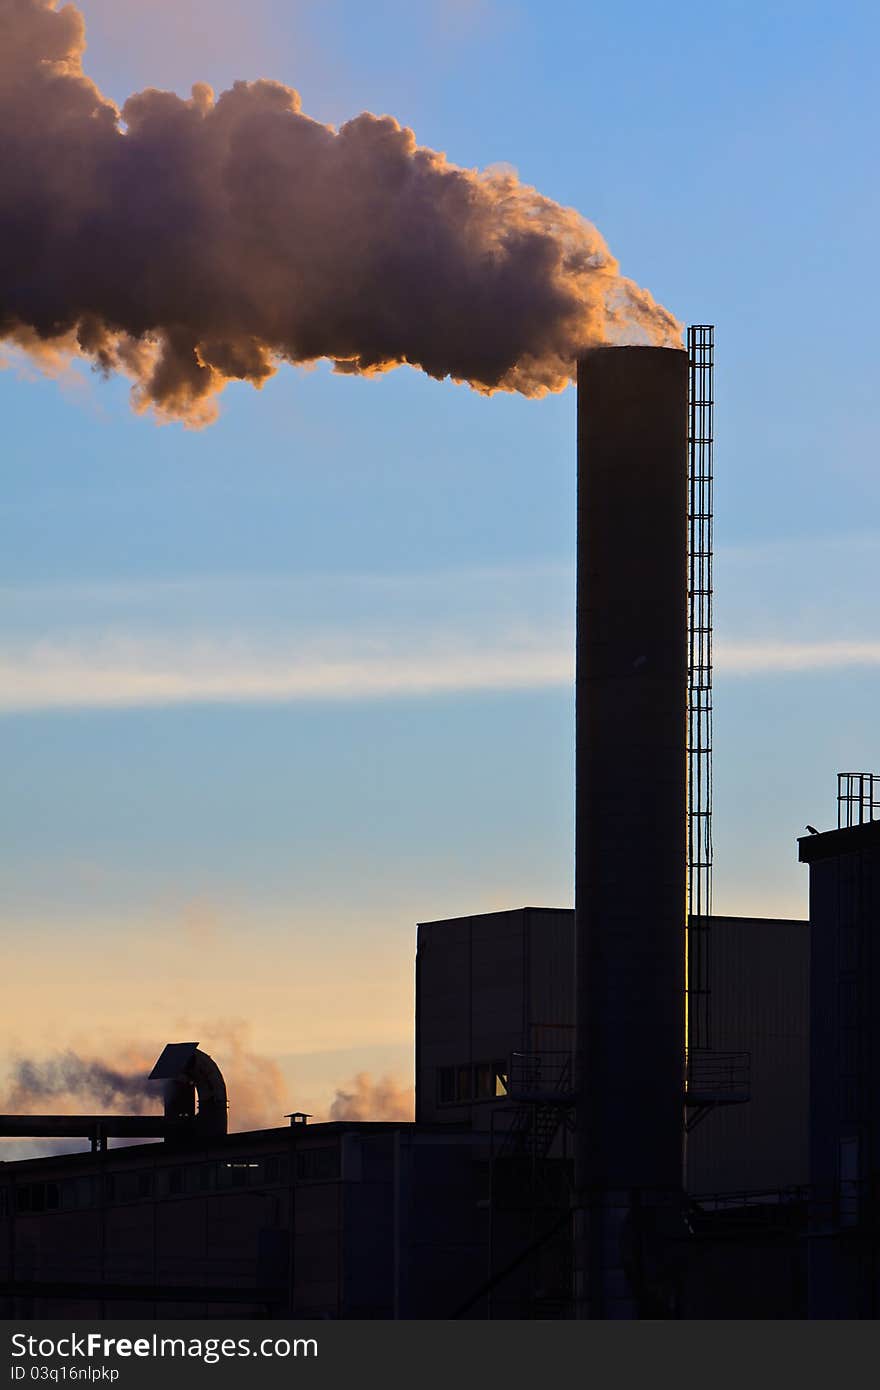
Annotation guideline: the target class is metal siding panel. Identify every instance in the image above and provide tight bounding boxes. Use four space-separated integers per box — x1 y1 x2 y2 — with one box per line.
686 916 809 1193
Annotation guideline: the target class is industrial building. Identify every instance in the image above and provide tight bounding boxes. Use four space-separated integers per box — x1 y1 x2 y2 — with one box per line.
415 906 810 1197
799 793 880 1319
0 1114 484 1319
0 885 856 1319
2 338 877 1318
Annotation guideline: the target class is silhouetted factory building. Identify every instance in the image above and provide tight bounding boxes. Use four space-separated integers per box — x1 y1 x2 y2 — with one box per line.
1 882 863 1319
416 907 810 1196
800 815 880 1317
0 1119 484 1319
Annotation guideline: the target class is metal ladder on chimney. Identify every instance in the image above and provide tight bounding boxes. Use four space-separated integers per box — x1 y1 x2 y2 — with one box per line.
687 324 714 1055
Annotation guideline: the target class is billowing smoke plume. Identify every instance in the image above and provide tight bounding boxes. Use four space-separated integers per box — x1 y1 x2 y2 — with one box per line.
0 0 681 426
0 1023 287 1132
0 1048 161 1113
196 1018 288 1132
328 1072 414 1123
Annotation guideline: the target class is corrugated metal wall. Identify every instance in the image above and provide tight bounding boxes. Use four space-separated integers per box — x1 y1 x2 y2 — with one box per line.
686 915 810 1194
417 908 810 1195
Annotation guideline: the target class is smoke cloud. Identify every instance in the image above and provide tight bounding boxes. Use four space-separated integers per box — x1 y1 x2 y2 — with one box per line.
328 1072 414 1123
0 1047 161 1113
200 1018 288 1132
0 1023 288 1132
0 0 681 425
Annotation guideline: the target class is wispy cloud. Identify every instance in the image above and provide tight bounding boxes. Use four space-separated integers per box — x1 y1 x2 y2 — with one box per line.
0 562 877 714
0 563 572 615
716 640 880 676
2 630 879 713
0 630 571 713
0 565 575 712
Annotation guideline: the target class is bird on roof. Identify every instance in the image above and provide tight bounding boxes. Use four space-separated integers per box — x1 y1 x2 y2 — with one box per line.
806 825 820 835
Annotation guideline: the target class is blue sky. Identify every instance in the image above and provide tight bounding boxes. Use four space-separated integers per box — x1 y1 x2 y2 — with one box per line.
1 0 878 1127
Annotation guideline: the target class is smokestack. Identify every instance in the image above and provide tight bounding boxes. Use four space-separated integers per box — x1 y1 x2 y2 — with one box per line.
574 345 688 1317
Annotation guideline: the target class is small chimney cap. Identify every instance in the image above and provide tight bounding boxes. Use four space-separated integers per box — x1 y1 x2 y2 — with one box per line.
285 1111 311 1126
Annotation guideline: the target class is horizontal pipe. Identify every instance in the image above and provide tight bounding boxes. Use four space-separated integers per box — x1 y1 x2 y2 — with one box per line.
0 1115 174 1139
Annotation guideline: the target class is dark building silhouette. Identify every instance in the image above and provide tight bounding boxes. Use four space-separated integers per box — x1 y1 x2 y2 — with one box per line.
0 1119 485 1318
0 833 875 1320
684 915 809 1195
799 816 880 1317
416 908 810 1197
0 898 822 1320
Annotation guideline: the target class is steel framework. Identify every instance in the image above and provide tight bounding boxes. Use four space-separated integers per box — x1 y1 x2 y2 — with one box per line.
484 1031 575 1319
837 772 880 828
687 325 714 1050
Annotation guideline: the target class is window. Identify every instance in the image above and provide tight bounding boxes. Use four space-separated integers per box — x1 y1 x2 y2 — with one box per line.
216 1159 265 1190
437 1067 455 1104
106 1170 155 1204
217 1161 256 1189
159 1167 186 1196
474 1063 494 1099
13 1182 60 1214
295 1147 340 1182
839 1136 860 1228
438 1060 508 1104
185 1164 211 1195
61 1177 94 1211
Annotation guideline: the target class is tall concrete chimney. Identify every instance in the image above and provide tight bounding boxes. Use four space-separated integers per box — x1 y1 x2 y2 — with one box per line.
574 345 688 1316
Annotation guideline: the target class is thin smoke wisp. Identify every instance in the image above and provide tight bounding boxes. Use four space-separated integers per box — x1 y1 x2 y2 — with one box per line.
328 1072 414 1123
